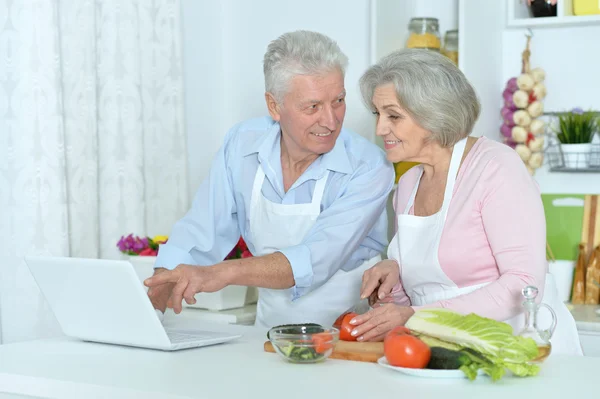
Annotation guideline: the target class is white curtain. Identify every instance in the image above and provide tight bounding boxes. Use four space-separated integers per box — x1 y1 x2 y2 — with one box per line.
0 0 189 343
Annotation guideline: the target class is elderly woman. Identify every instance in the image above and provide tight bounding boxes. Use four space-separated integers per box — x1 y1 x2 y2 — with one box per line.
349 49 582 356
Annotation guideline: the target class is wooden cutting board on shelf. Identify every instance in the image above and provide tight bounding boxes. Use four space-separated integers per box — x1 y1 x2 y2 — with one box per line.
263 340 384 363
582 194 600 259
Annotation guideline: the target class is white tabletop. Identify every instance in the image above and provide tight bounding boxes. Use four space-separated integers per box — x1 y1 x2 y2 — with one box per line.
0 313 599 399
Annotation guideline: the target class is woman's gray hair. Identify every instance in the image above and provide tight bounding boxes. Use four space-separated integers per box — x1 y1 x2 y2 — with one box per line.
263 30 349 103
359 49 480 147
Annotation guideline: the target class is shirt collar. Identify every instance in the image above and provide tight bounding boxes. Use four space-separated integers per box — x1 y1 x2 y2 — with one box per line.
241 120 279 158
242 121 353 176
319 130 352 175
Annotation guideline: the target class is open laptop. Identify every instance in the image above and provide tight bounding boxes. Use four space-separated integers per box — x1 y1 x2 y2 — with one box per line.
24 256 242 351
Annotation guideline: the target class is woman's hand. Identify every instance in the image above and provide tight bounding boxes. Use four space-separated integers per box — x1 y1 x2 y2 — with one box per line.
348 304 415 342
144 264 231 313
360 259 400 306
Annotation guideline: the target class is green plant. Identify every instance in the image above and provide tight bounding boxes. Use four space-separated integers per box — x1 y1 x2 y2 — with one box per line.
555 108 598 144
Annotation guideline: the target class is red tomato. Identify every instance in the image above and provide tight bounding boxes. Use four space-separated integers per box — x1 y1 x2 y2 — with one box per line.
339 312 357 341
312 332 334 354
384 330 430 368
333 311 350 330
389 326 411 335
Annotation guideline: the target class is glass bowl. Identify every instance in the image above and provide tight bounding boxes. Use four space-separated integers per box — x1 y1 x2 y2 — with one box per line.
268 325 339 363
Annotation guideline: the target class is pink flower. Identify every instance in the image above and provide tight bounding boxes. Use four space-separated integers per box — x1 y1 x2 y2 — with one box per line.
116 234 149 254
237 237 248 252
241 250 252 258
139 248 158 256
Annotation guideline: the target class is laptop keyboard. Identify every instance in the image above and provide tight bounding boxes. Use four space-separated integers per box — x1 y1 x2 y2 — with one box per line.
166 330 222 343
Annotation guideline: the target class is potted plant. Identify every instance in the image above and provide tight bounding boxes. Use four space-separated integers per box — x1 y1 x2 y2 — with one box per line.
555 107 598 169
116 234 169 283
117 234 168 257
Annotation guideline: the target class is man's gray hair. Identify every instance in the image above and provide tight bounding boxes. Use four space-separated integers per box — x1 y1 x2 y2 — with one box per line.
359 49 480 147
263 30 349 103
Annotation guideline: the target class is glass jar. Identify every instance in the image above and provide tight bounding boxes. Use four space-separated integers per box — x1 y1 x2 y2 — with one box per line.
405 17 441 51
516 286 557 362
441 30 459 66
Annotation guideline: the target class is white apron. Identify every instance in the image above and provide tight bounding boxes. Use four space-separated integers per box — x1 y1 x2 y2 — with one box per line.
248 165 381 328
387 138 582 356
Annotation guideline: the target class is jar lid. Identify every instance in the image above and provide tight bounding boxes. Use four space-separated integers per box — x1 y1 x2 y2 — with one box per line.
409 17 439 23
409 17 439 30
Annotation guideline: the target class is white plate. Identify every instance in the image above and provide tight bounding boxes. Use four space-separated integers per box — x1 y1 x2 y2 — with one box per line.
377 357 483 379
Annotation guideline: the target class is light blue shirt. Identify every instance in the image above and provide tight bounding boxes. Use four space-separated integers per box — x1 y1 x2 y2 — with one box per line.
155 116 394 299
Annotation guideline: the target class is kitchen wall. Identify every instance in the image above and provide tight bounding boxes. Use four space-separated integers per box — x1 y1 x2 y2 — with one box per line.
181 0 600 213
181 0 377 200
502 25 600 194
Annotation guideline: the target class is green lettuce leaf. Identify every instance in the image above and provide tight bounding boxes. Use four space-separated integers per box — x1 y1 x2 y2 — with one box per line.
406 308 539 364
460 348 506 382
504 361 540 377
459 363 479 381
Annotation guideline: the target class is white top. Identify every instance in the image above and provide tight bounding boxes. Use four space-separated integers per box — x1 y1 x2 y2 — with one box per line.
0 314 599 398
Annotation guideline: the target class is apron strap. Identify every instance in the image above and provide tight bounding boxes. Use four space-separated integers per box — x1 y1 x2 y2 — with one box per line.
439 138 467 222
403 167 423 214
251 165 266 203
312 170 330 205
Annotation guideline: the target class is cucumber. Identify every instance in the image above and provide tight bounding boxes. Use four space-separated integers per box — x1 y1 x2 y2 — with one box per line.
281 342 295 357
427 347 470 370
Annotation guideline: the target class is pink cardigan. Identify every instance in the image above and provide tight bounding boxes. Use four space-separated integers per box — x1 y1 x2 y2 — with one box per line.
389 137 547 321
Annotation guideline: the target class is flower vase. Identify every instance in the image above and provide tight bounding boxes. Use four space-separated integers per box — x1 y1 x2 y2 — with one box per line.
124 255 157 289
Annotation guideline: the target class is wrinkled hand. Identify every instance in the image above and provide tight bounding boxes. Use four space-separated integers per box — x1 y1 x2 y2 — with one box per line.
147 268 175 313
348 304 414 342
360 259 400 306
144 264 230 314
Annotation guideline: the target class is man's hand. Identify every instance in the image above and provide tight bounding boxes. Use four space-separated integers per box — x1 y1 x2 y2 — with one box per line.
144 264 232 314
347 304 415 342
147 267 175 313
360 259 400 305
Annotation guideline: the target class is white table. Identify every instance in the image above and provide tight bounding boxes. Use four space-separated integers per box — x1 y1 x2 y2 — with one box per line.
0 313 599 399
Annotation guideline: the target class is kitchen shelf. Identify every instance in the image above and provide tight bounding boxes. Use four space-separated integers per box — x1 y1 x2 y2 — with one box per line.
507 0 600 29
545 140 600 173
507 14 600 28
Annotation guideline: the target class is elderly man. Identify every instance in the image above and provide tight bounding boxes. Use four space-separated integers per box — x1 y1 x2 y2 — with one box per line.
144 30 394 328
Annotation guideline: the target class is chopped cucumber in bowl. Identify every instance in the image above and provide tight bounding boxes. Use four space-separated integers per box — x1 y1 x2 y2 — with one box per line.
268 324 339 363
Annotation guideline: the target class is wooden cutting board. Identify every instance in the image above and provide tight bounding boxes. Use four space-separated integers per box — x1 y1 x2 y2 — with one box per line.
263 340 384 363
582 195 600 260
